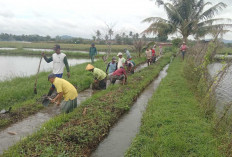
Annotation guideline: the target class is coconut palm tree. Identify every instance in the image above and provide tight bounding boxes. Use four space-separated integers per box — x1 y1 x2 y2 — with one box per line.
143 0 231 42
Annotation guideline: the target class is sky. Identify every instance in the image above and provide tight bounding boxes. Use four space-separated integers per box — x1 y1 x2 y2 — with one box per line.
0 0 231 40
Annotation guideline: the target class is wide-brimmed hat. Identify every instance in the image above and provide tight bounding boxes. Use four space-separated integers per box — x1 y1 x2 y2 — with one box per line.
86 64 94 70
117 52 123 56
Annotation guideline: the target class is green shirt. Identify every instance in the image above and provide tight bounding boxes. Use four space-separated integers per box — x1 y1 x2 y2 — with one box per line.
93 68 106 81
89 47 97 56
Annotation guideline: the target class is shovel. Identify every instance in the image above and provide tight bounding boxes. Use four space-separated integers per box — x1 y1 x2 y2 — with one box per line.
34 56 43 94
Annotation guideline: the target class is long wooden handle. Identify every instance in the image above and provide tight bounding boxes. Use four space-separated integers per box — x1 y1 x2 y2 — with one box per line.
34 56 43 90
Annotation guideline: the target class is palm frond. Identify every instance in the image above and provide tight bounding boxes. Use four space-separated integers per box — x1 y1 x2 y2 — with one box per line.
200 2 227 20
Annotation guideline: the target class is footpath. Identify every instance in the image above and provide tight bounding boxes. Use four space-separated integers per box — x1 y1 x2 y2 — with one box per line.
125 58 222 157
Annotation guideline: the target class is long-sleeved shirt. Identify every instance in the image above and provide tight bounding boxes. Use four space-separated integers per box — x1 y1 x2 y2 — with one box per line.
117 57 126 69
106 62 118 74
93 68 106 81
89 47 97 56
44 53 70 74
125 50 131 59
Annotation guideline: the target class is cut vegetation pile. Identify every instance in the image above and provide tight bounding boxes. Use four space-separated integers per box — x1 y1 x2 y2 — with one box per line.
1 53 172 156
125 58 222 157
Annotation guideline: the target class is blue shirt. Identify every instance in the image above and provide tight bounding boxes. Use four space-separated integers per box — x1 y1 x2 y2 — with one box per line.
106 62 118 74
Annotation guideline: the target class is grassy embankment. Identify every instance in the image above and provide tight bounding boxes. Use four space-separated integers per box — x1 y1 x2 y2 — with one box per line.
0 56 146 129
0 48 93 58
1 53 172 157
0 41 132 52
125 58 222 157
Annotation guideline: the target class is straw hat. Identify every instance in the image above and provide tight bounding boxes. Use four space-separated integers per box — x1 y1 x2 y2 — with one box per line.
86 64 94 70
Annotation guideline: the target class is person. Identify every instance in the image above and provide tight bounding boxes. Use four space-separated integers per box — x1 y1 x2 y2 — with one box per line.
42 44 70 96
111 66 127 85
180 42 188 60
124 48 132 60
86 64 107 90
89 43 97 63
145 48 152 66
106 57 118 76
125 60 135 74
151 47 156 63
48 73 78 114
117 52 126 69
159 45 163 56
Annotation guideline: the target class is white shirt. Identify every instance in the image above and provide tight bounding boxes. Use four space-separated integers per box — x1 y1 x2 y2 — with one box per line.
118 57 126 69
52 53 66 74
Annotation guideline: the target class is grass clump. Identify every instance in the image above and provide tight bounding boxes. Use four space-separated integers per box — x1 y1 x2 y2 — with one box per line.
125 58 222 157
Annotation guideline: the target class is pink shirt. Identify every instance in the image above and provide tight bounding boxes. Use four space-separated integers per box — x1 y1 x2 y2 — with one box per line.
180 45 187 51
112 68 127 76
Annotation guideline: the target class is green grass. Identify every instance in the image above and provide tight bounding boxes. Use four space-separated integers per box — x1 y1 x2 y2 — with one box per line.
125 58 223 157
0 41 132 52
1 53 172 157
0 49 99 58
0 56 146 129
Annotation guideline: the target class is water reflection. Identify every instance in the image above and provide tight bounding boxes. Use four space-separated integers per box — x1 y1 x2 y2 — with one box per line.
208 63 232 114
0 55 89 81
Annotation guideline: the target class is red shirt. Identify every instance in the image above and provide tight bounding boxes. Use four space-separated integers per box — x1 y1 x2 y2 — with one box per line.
112 68 127 76
151 49 155 56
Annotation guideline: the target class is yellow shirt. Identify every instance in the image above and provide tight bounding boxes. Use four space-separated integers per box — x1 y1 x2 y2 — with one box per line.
53 77 78 101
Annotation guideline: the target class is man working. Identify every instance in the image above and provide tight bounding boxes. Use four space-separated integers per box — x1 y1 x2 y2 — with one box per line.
125 60 135 74
48 73 78 113
86 64 107 90
124 48 132 60
117 52 126 69
42 44 70 96
111 66 127 85
106 57 118 76
89 43 97 63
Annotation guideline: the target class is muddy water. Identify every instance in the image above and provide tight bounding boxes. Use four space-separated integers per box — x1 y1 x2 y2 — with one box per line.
91 64 169 157
0 88 93 154
208 63 232 114
0 55 89 81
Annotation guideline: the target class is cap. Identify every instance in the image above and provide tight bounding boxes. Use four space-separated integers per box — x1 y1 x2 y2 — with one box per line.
120 66 124 68
53 44 60 50
48 73 56 81
112 57 117 61
91 43 95 46
117 52 123 56
86 64 94 70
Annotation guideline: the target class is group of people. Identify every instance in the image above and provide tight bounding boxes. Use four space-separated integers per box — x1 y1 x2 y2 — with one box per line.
41 44 135 114
86 49 135 90
145 45 162 66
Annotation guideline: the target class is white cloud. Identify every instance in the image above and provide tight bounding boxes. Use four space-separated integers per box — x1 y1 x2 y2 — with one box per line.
0 0 231 39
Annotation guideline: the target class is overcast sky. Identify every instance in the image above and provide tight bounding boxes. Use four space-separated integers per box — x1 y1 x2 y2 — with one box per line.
0 0 231 39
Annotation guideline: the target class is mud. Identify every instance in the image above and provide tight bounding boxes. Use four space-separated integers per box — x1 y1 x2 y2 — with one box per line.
91 64 169 157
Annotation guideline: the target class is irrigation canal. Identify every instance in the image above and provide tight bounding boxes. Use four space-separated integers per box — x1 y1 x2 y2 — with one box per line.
91 64 169 157
0 61 153 154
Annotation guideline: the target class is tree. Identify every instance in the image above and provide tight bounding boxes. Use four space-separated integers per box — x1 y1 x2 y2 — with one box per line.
143 0 232 42
96 30 101 41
